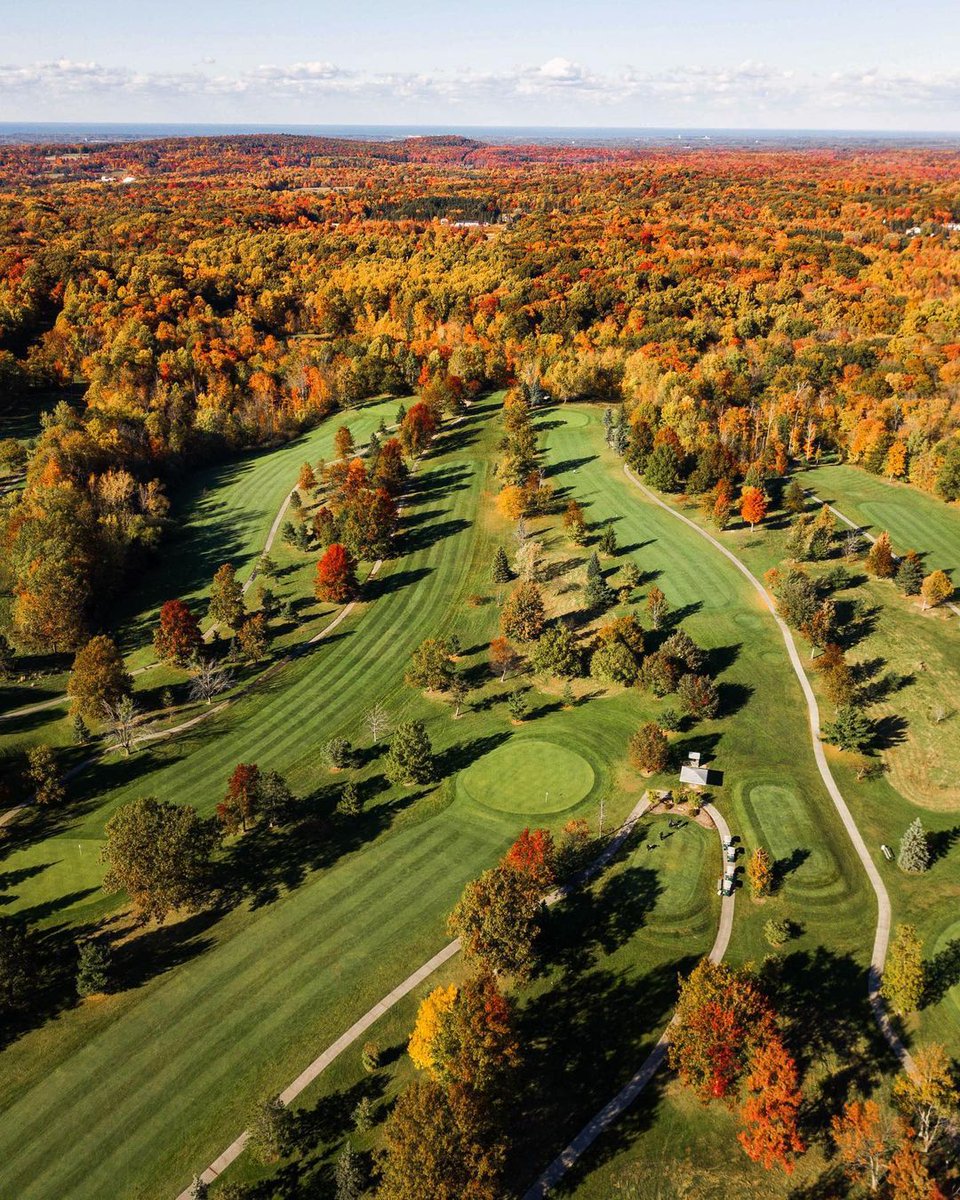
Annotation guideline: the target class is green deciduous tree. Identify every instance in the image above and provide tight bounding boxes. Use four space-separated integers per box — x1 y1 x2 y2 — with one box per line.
882 924 925 1015
101 797 220 924
208 563 245 630
449 865 543 981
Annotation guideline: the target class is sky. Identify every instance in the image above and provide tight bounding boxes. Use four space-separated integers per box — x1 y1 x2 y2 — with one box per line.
3 0 960 130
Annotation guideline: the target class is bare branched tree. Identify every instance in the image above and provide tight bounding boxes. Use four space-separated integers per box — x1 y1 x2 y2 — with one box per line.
102 695 139 757
364 702 391 745
190 659 234 706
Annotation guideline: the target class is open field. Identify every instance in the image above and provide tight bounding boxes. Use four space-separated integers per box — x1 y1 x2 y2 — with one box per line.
798 460 960 585
214 404 885 1199
646 460 960 1064
0 400 944 1200
0 398 656 1200
0 397 400 737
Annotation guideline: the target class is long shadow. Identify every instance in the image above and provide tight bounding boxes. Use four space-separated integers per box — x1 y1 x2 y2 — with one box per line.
772 848 811 893
928 825 960 865
761 947 888 1125
362 566 432 602
432 731 512 781
111 907 221 990
717 680 754 719
870 713 909 751
923 938 960 1007
545 454 597 479
400 517 471 555
702 642 742 676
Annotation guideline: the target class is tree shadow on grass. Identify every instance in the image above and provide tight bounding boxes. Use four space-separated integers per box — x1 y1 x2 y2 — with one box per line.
432 731 512 780
928 825 960 866
772 848 811 893
870 713 909 751
508 956 690 1191
362 566 432 602
761 947 888 1126
702 642 742 677
922 938 960 1007
537 863 663 977
544 454 598 479
110 907 220 990
717 680 754 718
400 517 472 556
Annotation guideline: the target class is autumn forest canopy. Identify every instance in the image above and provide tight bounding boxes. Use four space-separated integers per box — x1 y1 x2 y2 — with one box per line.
2 133 960 645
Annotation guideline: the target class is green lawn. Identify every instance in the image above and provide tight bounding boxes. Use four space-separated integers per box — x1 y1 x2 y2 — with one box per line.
0 403 909 1200
0 398 648 1200
657 462 960 1062
798 461 960 584
222 406 884 1200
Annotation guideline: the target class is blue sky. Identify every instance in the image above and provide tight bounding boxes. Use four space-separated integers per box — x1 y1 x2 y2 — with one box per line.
3 0 960 129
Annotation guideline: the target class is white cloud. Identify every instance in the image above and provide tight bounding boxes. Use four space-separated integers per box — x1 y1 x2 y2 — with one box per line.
3 55 960 120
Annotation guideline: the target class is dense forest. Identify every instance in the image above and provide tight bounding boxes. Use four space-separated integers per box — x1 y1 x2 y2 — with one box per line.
2 133 960 650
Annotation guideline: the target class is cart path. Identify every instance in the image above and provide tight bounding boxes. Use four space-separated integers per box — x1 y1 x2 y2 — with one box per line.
521 802 734 1200
173 794 655 1199
803 487 960 618
626 465 911 1070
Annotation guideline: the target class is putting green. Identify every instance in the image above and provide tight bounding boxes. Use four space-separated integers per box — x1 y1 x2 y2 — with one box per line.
458 738 595 814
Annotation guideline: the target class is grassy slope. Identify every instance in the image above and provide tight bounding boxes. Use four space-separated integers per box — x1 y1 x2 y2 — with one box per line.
222 407 878 1200
657 469 960 1060
798 461 960 582
531 411 880 1198
0 398 399 733
0 399 648 1200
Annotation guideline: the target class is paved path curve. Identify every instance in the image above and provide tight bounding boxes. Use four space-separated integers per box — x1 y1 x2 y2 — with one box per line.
804 487 960 619
174 795 655 1198
522 802 735 1200
625 465 912 1073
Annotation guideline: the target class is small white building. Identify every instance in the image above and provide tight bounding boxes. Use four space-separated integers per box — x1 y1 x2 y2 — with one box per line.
679 750 723 788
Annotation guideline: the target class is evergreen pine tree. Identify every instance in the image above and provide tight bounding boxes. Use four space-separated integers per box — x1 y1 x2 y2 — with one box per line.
72 713 90 745
492 546 512 584
895 551 924 595
898 818 930 873
0 633 14 679
822 705 874 752
335 1141 364 1200
385 720 434 785
77 938 111 996
598 526 618 556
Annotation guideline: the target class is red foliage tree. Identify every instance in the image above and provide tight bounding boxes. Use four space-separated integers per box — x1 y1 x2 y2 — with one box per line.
740 486 768 531
221 762 261 832
738 1037 806 1172
503 827 556 889
154 599 203 666
314 543 358 603
400 402 438 457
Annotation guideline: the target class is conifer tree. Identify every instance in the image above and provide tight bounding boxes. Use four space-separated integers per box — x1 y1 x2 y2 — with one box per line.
895 550 924 595
385 720 434 785
897 818 930 873
492 546 512 584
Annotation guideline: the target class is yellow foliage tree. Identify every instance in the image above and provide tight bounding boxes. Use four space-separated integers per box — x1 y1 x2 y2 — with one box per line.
920 569 953 611
496 485 526 522
408 984 458 1074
